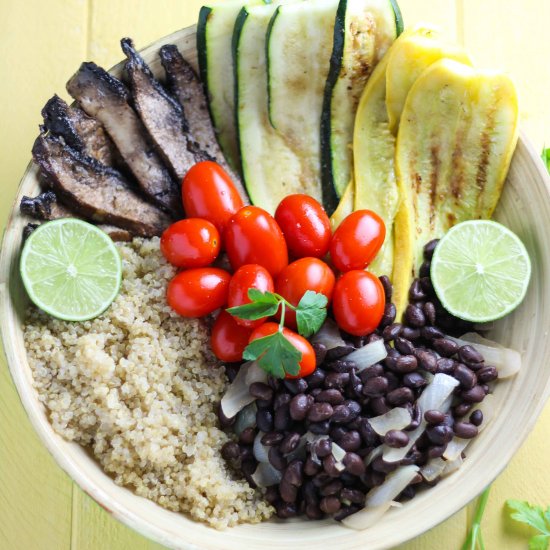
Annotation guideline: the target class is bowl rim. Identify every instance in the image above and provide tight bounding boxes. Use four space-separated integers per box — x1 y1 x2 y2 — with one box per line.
2 27 550 550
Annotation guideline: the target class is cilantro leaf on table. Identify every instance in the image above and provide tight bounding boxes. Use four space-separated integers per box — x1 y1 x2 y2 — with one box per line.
226 289 279 320
507 500 550 550
296 290 328 337
243 331 301 378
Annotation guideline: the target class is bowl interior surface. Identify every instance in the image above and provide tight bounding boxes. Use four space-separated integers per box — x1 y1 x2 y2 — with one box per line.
2 25 550 550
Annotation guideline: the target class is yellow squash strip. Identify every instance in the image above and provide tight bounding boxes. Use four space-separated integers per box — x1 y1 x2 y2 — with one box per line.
353 52 398 277
392 59 520 318
385 27 472 134
330 178 355 231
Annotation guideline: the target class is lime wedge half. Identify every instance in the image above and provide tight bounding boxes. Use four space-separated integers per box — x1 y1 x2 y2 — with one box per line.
430 220 531 322
20 219 122 321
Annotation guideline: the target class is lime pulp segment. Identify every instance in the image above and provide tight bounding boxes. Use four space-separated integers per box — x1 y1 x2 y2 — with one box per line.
430 220 531 323
20 219 122 321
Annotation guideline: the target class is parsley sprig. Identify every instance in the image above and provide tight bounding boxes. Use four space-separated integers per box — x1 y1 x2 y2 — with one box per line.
226 289 327 378
507 500 550 550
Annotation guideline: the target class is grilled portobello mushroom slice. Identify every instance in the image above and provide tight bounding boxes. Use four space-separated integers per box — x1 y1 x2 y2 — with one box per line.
32 133 172 237
66 62 180 215
20 190 133 241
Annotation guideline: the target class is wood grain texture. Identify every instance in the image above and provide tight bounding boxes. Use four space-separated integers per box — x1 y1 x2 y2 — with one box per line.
1 1 550 549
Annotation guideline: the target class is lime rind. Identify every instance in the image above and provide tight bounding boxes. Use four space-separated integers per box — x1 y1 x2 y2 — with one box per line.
20 219 122 322
430 220 531 323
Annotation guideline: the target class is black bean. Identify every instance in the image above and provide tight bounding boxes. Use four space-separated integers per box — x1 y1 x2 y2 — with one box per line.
327 360 356 373
382 323 403 341
343 452 366 476
305 368 326 389
348 370 363 398
279 432 300 455
423 302 437 326
346 400 361 420
326 345 355 361
420 276 434 294
403 372 427 389
384 430 410 448
370 396 390 415
312 343 328 366
395 355 419 374
385 372 401 392
436 357 456 375
312 437 332 458
461 385 486 403
387 387 414 406
279 478 298 502
356 419 377 447
481 384 490 394
303 480 319 504
406 404 422 431
400 449 422 466
424 410 445 425
422 326 445 341
426 425 454 445
330 404 350 424
313 389 342 405
264 485 279 504
320 496 341 514
261 431 283 447
452 363 477 390
458 345 484 367
309 420 331 435
239 444 253 461
325 372 350 390
242 458 257 478
419 261 431 279
308 402 334 422
330 426 348 440
424 239 439 259
359 364 384 382
409 279 427 302
379 275 393 302
274 393 291 410
433 338 459 357
218 404 236 428
362 376 388 397
394 337 414 356
320 480 343 497
305 503 324 520
453 422 479 439
362 469 385 488
428 445 446 459
415 349 438 373
402 326 422 341
470 409 483 426
372 456 398 474
340 488 365 505
289 393 312 421
256 409 273 432
283 378 308 395
249 382 273 401
276 502 298 518
304 456 322 476
239 427 256 445
338 431 362 451
284 459 304 486
221 441 240 460
405 304 426 328
478 366 498 383
380 302 397 328
399 485 416 500
274 404 291 431
322 455 342 477
453 402 473 417
269 446 287 471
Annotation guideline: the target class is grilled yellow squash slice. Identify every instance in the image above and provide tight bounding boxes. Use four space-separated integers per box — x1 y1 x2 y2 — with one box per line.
353 52 397 277
392 59 519 318
385 27 472 134
330 178 355 230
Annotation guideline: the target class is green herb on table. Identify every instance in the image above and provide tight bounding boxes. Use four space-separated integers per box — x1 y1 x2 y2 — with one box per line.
507 499 550 550
227 289 327 378
462 487 491 550
542 148 550 173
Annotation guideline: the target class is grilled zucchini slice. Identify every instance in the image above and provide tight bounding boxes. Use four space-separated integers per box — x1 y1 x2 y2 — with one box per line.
321 0 399 208
330 179 355 230
392 59 519 318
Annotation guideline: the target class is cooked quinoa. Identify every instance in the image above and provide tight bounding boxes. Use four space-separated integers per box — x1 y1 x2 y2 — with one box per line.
24 237 273 529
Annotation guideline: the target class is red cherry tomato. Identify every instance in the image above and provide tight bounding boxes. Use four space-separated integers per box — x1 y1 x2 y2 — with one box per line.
274 194 332 258
275 258 335 329
330 210 386 272
182 161 244 237
249 322 316 379
228 264 275 329
167 268 230 317
211 310 254 362
160 218 220 268
332 270 385 336
225 206 288 278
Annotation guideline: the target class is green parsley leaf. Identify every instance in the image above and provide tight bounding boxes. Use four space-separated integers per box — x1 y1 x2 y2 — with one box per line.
226 289 279 320
542 148 550 173
507 500 550 536
243 331 302 378
296 290 328 337
529 535 550 550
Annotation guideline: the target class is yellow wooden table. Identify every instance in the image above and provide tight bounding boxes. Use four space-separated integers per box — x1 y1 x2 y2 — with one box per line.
1 1 549 548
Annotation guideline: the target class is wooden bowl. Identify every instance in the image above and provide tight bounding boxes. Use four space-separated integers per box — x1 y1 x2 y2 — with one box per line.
2 25 550 550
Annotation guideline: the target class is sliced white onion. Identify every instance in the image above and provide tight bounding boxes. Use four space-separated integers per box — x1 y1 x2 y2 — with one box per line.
364 445 383 467
449 333 522 378
253 431 269 463
311 318 345 350
221 361 265 419
332 442 346 462
389 500 403 508
304 432 329 463
234 402 257 436
443 455 463 476
420 457 447 482
383 374 459 463
369 408 412 436
442 437 469 461
285 432 311 462
343 339 388 372
251 462 282 488
342 465 419 530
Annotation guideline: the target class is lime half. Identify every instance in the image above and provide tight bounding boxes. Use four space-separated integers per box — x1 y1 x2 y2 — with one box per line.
20 219 122 321
431 220 531 322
